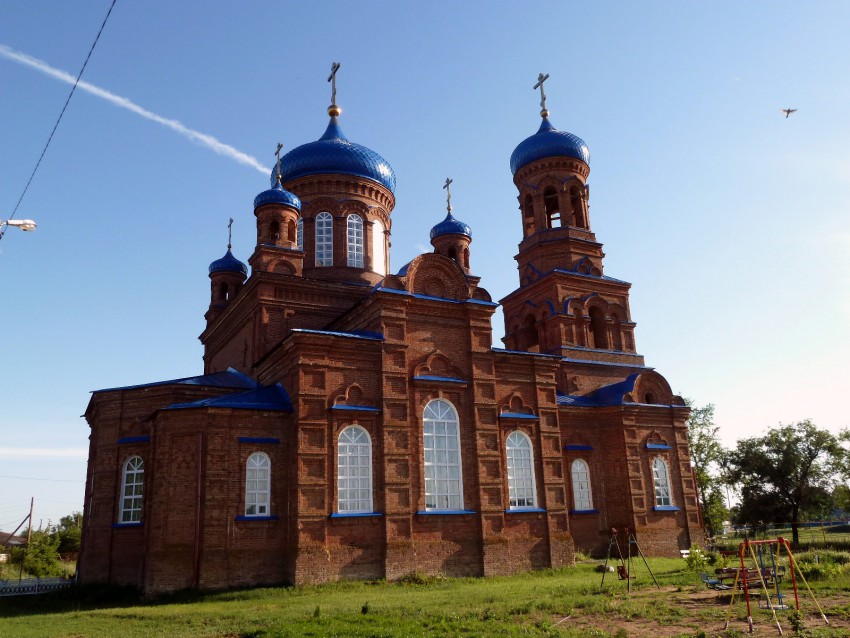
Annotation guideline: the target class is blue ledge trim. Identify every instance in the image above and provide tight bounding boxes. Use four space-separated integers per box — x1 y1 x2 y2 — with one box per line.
465 298 499 307
561 357 654 370
505 508 546 514
237 437 280 444
569 509 600 515
234 515 280 522
412 375 467 384
564 444 593 451
330 405 381 413
646 443 671 450
112 522 143 528
499 412 538 420
492 348 561 359
116 436 150 445
653 506 680 512
329 512 383 518
291 329 383 342
416 510 476 516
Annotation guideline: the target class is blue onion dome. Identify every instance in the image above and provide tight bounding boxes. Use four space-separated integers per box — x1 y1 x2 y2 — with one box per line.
430 212 472 239
209 248 248 277
509 117 590 175
275 116 396 193
254 180 301 211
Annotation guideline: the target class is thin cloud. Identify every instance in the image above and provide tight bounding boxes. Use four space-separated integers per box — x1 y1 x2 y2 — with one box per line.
0 44 269 175
0 447 88 459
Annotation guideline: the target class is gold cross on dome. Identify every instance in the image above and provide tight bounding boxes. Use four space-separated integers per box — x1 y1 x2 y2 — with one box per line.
328 62 341 106
533 72 550 116
274 142 283 182
443 177 453 214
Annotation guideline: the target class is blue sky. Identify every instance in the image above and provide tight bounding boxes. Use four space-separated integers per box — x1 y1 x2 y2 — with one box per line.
2 1 849 531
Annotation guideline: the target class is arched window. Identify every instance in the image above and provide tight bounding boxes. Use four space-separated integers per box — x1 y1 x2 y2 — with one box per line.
270 220 280 242
119 456 144 523
652 457 672 507
315 212 333 266
523 194 535 235
463 247 470 270
245 452 271 516
570 186 585 227
589 307 608 349
219 282 229 302
347 214 364 268
287 220 296 242
523 314 539 350
337 426 372 513
448 246 457 262
543 187 560 228
372 219 386 275
506 431 537 509
570 459 593 511
296 218 303 251
423 399 463 510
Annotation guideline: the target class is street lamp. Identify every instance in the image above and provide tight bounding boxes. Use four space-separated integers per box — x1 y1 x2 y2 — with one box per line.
0 219 38 241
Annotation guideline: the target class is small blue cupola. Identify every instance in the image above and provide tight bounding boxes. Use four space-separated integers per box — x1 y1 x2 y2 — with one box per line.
509 116 590 176
430 212 472 240
253 179 301 212
209 248 248 277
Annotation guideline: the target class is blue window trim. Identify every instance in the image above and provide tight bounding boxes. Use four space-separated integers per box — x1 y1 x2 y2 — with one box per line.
416 510 476 516
234 515 280 522
329 512 383 518
329 405 381 413
505 507 546 514
653 506 680 512
646 443 671 450
412 375 467 384
569 509 600 515
112 521 143 528
116 436 150 445
499 413 538 420
237 437 280 444
564 444 593 451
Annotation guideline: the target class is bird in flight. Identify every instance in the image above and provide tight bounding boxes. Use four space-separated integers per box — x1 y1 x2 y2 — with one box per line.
781 108 797 118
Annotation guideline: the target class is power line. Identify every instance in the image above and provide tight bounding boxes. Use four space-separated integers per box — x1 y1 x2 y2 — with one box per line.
0 474 83 483
10 0 118 216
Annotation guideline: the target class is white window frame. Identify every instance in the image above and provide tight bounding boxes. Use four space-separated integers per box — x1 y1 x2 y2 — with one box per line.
245 452 271 516
652 457 673 507
296 217 303 250
423 399 464 511
347 214 364 268
570 458 593 511
506 431 537 509
337 425 373 513
315 212 333 266
119 456 144 523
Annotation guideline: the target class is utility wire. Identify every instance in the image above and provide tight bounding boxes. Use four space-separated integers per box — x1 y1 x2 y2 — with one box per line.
10 0 118 216
0 474 84 483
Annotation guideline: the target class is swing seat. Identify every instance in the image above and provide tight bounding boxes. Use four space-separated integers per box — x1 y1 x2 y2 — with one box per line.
757 593 789 610
616 565 633 580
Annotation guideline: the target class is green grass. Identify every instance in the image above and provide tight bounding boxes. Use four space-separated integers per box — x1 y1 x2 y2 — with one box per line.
1 558 848 638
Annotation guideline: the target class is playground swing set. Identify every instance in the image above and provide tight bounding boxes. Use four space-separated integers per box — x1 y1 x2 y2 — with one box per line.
720 537 829 635
599 527 660 593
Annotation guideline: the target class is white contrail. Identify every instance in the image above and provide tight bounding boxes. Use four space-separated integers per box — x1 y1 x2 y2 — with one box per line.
0 44 269 175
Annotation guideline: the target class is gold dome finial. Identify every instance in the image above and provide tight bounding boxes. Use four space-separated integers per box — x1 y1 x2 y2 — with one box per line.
327 62 341 118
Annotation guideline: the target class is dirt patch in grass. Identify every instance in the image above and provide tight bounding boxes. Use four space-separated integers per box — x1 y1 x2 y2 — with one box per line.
551 586 850 637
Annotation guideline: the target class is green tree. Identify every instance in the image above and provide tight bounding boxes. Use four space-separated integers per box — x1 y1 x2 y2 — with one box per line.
685 401 728 537
724 420 847 546
9 530 63 578
53 511 82 554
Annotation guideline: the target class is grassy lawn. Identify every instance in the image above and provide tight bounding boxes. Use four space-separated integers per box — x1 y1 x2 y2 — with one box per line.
1 558 849 638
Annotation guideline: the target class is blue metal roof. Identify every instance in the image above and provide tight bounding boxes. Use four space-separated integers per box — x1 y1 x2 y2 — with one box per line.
93 368 258 394
556 373 639 407
165 383 293 412
209 249 248 277
510 117 590 175
277 117 396 193
430 212 471 239
254 181 301 211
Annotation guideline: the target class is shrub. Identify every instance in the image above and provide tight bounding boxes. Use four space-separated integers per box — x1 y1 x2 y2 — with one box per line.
685 546 710 572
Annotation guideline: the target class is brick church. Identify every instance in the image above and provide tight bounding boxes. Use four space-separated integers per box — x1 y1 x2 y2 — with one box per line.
79 74 703 595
